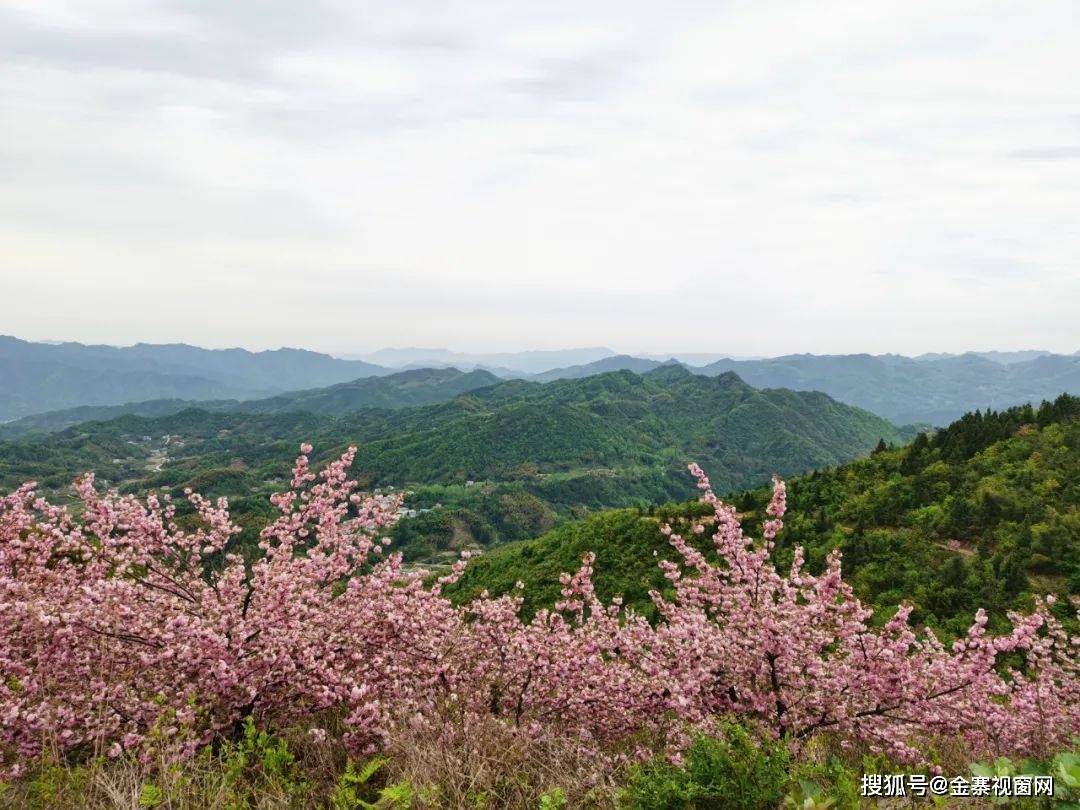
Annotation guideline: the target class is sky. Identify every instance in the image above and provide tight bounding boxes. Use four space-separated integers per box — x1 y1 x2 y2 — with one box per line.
2 1 1078 357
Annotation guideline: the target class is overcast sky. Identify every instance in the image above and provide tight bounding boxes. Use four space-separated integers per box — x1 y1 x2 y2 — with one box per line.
2 1 1078 356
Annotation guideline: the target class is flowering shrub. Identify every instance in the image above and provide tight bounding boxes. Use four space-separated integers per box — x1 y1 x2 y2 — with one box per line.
1 447 1077 778
623 722 792 809
651 465 1080 764
0 445 430 773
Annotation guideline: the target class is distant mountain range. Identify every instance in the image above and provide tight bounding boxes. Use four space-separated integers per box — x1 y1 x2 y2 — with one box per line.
0 336 391 421
913 350 1054 364
3 336 1078 428
0 367 503 438
534 352 1080 425
347 346 616 375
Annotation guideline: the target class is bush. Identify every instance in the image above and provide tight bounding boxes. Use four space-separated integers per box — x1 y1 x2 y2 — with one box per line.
783 757 860 810
624 723 790 809
970 742 1080 807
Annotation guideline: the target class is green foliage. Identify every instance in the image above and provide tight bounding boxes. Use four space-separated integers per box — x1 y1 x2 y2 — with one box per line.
623 723 791 809
970 743 1080 807
0 368 903 570
377 780 419 807
17 760 92 807
8 735 1080 809
213 716 308 805
782 759 860 810
538 787 568 809
137 782 164 807
756 394 1080 634
1055 752 1080 807
333 757 388 801
331 756 419 809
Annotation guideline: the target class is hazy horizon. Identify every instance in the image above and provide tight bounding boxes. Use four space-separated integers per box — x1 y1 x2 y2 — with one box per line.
4 333 1075 364
2 1 1078 355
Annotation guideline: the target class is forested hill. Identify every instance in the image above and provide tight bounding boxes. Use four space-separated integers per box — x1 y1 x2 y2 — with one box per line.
534 352 1080 426
231 367 501 415
530 354 669 382
450 393 1080 635
341 365 908 491
0 367 501 438
0 368 905 555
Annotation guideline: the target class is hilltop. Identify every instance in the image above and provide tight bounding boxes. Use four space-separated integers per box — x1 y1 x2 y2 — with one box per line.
538 352 1080 425
233 367 501 415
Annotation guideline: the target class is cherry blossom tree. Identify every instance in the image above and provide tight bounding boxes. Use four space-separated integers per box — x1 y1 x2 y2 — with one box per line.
1 448 1076 778
651 464 1079 764
0 446 422 773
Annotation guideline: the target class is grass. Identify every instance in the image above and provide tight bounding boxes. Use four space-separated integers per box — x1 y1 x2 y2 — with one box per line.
6 720 1077 809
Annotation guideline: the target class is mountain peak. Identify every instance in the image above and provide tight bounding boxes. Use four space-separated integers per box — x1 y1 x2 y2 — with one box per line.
714 370 749 389
644 363 691 382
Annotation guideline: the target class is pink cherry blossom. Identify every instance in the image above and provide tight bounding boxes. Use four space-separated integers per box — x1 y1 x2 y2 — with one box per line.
0 450 1075 777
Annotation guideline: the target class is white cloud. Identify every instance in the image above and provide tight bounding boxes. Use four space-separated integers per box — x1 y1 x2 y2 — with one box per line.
272 51 420 99
0 0 1077 355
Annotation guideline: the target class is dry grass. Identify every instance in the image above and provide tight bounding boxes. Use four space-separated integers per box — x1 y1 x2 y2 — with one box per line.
0 754 309 809
0 714 624 809
2 722 1053 809
382 715 627 809
0 723 348 809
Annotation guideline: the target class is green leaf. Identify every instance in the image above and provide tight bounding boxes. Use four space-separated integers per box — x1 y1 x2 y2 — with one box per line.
138 783 164 808
1055 752 1080 788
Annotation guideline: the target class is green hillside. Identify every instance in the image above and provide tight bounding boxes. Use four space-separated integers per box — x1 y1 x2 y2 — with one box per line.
233 367 501 415
535 352 1080 426
0 368 905 558
450 394 1080 635
0 367 502 438
342 366 907 490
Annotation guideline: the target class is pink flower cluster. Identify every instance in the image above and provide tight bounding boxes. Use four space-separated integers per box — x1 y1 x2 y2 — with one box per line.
651 465 1079 763
1 450 1076 776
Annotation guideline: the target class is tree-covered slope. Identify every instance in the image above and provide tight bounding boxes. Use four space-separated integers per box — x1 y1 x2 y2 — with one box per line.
0 368 904 557
0 367 903 492
446 506 703 621
452 394 1080 635
536 351 1080 426
0 398 216 440
0 368 501 438
232 367 501 415
283 366 904 492
771 393 1080 634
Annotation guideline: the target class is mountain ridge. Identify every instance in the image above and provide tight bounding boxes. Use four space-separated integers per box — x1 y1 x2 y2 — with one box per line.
6 334 1079 428
0 369 907 522
0 336 391 421
0 367 502 438
536 351 1080 425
